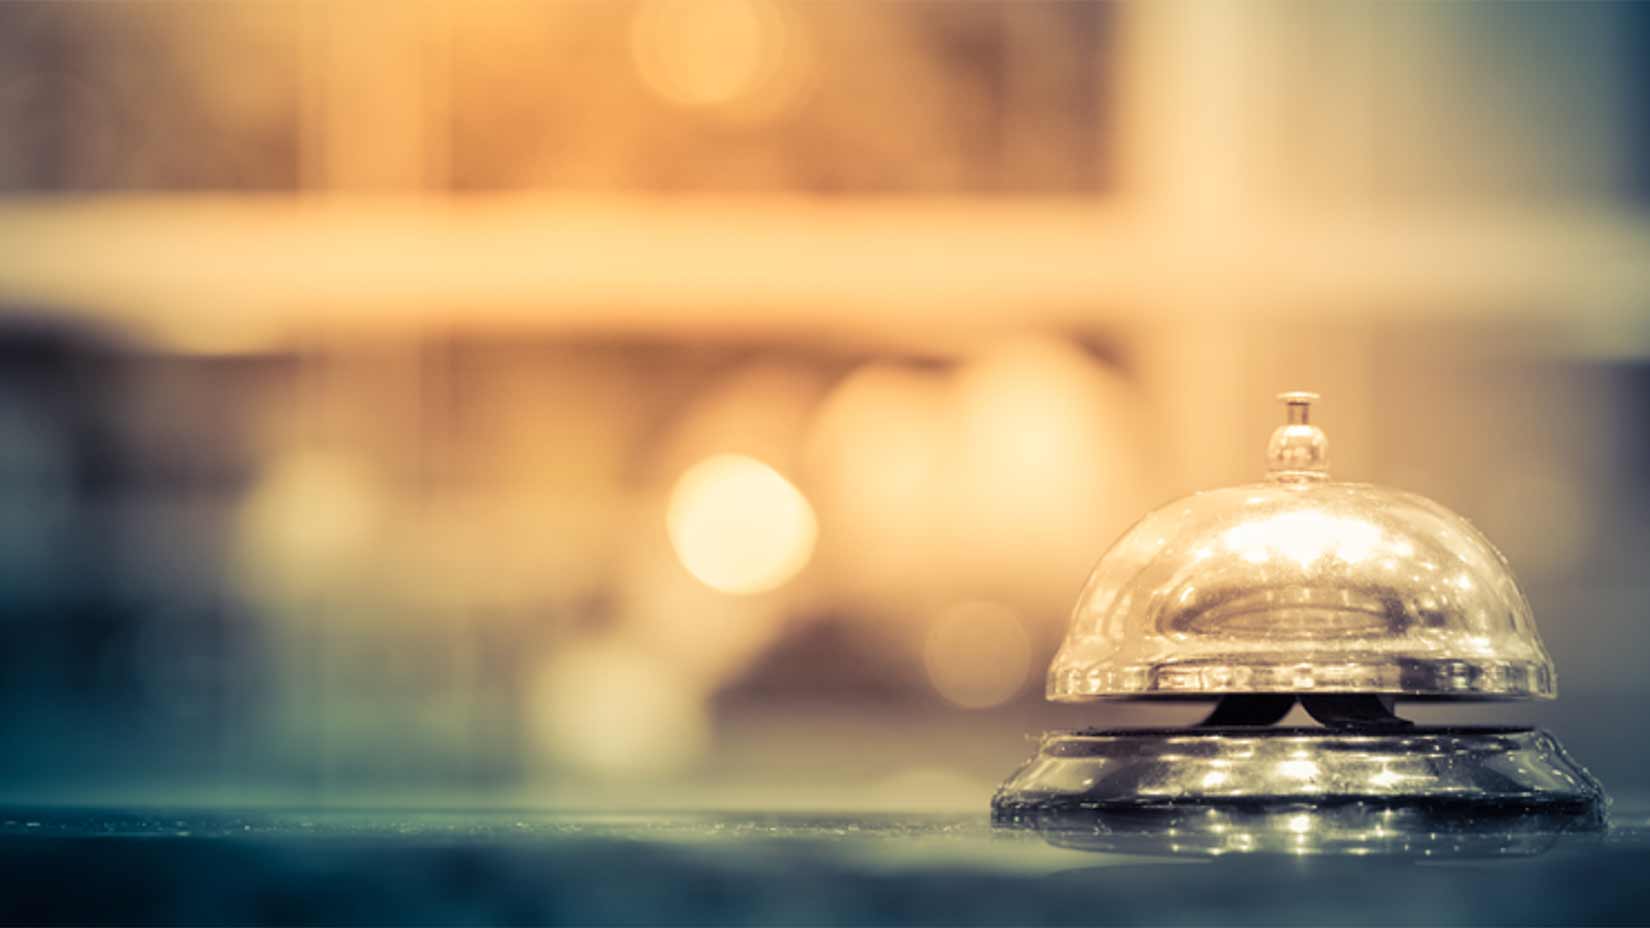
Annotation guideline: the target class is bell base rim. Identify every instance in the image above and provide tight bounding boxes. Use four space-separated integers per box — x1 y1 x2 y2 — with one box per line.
994 726 1606 816
992 799 1607 858
993 726 1606 856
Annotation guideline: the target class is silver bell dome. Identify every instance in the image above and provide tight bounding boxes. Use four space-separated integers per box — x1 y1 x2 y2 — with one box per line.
1048 392 1554 701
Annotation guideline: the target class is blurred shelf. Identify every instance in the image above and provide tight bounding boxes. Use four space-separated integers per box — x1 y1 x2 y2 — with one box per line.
1 194 1648 355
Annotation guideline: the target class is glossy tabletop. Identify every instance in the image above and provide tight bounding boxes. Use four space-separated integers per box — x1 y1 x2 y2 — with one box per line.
3 803 1649 925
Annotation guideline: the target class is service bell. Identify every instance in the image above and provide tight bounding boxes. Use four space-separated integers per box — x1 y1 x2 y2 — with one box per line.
994 392 1605 853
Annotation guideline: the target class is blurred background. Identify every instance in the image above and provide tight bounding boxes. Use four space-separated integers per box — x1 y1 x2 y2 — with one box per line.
0 0 1648 811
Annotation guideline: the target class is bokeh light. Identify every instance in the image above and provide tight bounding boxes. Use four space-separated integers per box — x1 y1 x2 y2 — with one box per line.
628 0 809 120
806 363 951 603
528 639 710 777
949 336 1145 613
922 601 1032 709
236 449 383 601
667 453 817 595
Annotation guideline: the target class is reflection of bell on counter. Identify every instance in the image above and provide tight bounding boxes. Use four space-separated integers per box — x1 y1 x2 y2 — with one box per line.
994 392 1606 848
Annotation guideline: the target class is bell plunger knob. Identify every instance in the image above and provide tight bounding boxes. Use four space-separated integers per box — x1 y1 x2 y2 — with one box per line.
1267 390 1329 481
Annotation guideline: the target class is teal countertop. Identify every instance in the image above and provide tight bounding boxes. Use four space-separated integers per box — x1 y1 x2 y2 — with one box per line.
2 805 1649 925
